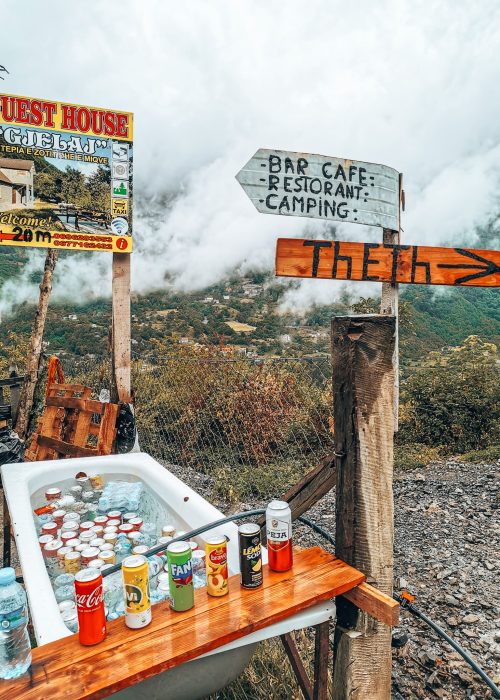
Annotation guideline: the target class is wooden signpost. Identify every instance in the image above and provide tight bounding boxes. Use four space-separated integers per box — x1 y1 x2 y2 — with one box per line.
275 238 500 287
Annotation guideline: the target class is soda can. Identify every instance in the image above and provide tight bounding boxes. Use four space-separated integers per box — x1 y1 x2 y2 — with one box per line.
66 538 81 549
107 519 121 528
61 521 78 534
92 525 104 538
52 509 67 527
94 515 108 527
75 568 106 645
44 539 63 558
103 533 117 546
238 523 263 589
76 475 92 492
166 542 194 611
123 512 137 522
89 474 104 490
188 541 199 552
65 551 82 574
90 538 105 549
63 512 80 524
205 536 228 597
161 525 176 538
122 554 152 629
38 533 54 550
61 531 78 546
99 542 114 552
75 543 88 553
80 531 96 545
79 521 95 533
57 546 74 569
127 531 142 544
118 523 134 535
266 500 293 572
45 487 62 501
132 545 149 555
58 599 76 613
129 517 143 532
107 510 122 521
104 525 118 534
42 521 58 537
88 558 105 570
81 547 101 567
98 550 116 565
61 609 79 633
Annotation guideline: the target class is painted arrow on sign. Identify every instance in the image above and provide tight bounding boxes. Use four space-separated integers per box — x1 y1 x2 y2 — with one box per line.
275 238 500 287
236 148 401 230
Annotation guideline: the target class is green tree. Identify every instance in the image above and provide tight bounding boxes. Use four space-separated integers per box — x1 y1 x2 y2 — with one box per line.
61 167 90 208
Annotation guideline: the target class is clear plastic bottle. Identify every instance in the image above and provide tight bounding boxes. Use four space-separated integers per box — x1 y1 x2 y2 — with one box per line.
0 568 31 679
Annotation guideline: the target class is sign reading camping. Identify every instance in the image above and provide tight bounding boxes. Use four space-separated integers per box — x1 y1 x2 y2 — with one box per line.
0 93 133 253
275 238 500 287
236 148 400 230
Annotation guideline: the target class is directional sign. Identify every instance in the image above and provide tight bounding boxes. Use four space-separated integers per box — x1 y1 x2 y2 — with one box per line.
275 238 500 287
236 149 400 230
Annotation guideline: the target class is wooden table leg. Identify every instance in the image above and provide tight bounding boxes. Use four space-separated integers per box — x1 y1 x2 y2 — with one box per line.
281 632 313 700
2 490 11 568
313 621 330 700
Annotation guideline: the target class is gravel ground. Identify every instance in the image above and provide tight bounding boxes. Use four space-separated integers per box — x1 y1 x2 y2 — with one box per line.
2 458 498 699
165 458 500 700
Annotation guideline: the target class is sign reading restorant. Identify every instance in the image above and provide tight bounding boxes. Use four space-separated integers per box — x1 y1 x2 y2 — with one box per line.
236 148 400 230
0 93 133 253
275 238 500 287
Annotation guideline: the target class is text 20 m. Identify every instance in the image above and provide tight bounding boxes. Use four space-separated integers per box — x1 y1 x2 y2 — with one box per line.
12 227 52 243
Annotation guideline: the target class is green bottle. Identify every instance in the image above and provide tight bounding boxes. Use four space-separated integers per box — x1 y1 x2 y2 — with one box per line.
166 541 194 612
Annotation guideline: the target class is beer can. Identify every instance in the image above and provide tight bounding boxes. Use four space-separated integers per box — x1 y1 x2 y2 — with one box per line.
266 500 293 572
81 547 101 567
161 525 176 538
166 542 194 611
238 523 263 589
103 533 117 546
92 525 104 537
75 567 106 645
42 521 58 537
38 533 54 550
52 509 67 526
205 536 228 597
45 487 62 501
122 555 152 629
107 510 122 521
98 550 116 565
65 551 81 573
89 474 104 490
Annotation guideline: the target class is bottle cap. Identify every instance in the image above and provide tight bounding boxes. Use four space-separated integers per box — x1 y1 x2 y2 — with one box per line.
0 567 16 585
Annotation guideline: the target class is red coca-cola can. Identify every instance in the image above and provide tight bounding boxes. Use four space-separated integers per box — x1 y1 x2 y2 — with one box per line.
45 487 62 501
128 517 143 531
41 521 58 537
52 509 67 527
74 568 106 645
266 500 293 572
118 523 134 535
93 515 108 527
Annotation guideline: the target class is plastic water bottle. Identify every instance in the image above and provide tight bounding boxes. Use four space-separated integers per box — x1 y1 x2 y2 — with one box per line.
0 568 31 679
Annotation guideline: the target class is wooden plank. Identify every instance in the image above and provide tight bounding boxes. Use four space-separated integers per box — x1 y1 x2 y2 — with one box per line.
0 377 25 388
111 252 132 403
341 582 399 628
281 633 313 700
45 397 105 414
236 149 400 230
381 226 400 432
36 436 97 459
331 316 395 700
276 238 500 287
46 383 91 395
313 621 330 700
96 403 118 455
3 548 365 700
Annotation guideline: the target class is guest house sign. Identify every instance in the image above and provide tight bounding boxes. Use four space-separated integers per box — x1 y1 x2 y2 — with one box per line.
236 148 400 230
0 92 133 253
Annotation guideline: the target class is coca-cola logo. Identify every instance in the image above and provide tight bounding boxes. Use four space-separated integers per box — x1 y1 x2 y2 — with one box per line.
76 585 104 610
209 550 226 565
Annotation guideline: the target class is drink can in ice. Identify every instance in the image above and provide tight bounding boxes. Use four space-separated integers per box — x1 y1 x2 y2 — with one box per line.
238 523 263 589
266 500 293 572
122 555 152 629
166 542 194 612
75 568 106 645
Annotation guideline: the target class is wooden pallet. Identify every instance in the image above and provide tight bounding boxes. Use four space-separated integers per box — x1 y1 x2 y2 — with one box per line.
25 381 118 461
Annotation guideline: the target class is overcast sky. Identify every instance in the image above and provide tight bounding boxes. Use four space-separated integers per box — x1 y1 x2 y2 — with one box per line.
1 0 500 312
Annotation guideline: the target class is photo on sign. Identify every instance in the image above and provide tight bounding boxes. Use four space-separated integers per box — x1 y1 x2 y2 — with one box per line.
0 93 133 253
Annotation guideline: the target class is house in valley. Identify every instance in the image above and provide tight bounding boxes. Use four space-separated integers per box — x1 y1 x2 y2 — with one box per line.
0 158 35 210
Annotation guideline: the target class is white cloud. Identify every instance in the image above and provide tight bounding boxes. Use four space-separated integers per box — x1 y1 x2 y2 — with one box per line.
1 0 500 314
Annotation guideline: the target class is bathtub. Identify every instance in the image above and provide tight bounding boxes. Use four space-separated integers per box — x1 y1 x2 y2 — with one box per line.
1 452 335 700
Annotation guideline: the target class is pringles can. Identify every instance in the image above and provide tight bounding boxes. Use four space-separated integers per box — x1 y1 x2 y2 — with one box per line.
238 523 263 588
74 568 106 645
205 535 228 597
122 554 152 629
166 541 194 611
266 500 293 572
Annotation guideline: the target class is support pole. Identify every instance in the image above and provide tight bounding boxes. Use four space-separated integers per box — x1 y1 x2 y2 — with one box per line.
380 228 399 431
331 314 395 700
15 249 58 440
111 252 131 403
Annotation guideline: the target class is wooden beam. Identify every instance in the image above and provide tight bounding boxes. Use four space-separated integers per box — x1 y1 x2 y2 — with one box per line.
281 633 313 700
313 621 330 700
275 238 500 287
111 252 132 403
331 315 395 700
381 227 399 431
341 582 399 628
36 436 97 459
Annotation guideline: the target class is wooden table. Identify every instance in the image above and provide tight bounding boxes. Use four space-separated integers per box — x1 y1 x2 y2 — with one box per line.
3 547 367 700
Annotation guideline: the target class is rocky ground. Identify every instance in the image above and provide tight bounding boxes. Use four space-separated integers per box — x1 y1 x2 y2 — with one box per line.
166 458 500 700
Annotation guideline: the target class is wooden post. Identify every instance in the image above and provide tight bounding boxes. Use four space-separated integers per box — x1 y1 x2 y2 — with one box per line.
331 315 395 700
15 249 58 440
111 252 132 403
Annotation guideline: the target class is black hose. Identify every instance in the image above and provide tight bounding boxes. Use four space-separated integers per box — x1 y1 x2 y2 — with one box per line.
297 515 335 547
394 595 500 699
101 508 266 577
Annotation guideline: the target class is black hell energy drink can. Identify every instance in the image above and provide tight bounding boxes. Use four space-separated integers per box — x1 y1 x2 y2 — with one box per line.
238 523 263 589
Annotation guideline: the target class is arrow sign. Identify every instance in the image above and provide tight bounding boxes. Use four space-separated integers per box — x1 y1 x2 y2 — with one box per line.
275 238 500 287
236 149 401 230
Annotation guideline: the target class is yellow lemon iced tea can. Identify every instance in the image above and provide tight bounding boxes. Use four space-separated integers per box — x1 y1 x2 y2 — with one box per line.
205 535 228 597
122 554 152 629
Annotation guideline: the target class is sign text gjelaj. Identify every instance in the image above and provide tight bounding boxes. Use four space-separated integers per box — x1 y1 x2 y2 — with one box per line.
236 149 400 230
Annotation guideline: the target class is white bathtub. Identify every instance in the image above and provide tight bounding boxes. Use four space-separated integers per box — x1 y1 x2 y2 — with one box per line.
1 452 335 699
